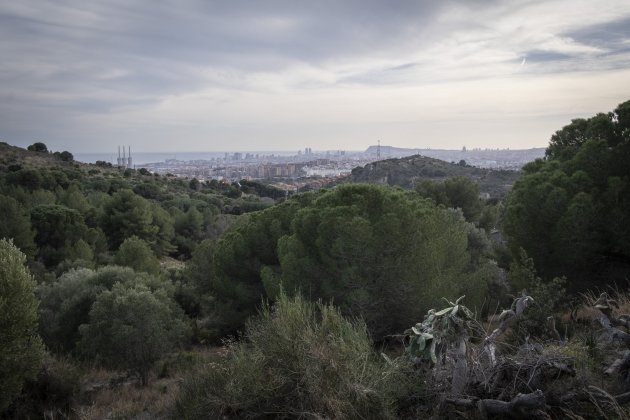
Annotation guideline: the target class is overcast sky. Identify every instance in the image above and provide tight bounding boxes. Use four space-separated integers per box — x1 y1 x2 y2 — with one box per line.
1 1 630 153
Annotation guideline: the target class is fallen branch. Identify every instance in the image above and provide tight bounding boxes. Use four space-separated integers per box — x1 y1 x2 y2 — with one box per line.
445 389 547 418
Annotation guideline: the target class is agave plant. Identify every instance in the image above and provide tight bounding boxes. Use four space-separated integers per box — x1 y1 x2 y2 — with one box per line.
405 296 476 364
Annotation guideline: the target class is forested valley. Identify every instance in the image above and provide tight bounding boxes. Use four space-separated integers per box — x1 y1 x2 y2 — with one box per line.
2 99 630 419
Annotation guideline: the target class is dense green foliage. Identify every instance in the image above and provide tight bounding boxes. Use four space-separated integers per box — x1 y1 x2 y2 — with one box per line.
175 293 412 419
0 142 278 269
505 100 630 289
208 184 494 339
101 189 164 251
30 204 91 267
207 193 315 334
0 240 44 411
79 282 190 385
38 266 173 353
0 194 36 259
277 185 485 338
114 235 161 275
415 176 483 222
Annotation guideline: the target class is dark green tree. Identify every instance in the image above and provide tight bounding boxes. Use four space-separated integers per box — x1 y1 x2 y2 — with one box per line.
275 185 479 338
100 189 158 250
0 195 36 259
211 185 488 339
5 169 43 191
30 204 90 267
114 236 160 275
506 100 630 290
416 176 483 222
38 266 173 353
210 193 315 334
149 203 176 256
0 239 44 411
27 142 48 153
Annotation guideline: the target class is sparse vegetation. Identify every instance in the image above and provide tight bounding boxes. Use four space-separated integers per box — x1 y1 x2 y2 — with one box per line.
175 292 415 419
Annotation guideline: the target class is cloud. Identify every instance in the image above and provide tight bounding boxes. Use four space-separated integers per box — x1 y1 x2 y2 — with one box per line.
1 0 630 151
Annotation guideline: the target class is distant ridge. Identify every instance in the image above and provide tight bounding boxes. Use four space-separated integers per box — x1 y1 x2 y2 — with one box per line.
363 145 545 170
347 154 521 198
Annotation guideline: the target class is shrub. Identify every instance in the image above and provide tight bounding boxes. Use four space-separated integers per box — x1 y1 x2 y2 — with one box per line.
6 353 80 418
38 266 174 353
174 292 413 419
507 250 567 339
114 235 160 275
78 282 191 385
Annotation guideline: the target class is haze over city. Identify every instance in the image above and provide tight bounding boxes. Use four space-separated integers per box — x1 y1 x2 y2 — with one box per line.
2 0 630 153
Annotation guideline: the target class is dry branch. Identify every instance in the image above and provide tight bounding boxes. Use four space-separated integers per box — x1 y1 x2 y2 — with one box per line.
445 389 548 419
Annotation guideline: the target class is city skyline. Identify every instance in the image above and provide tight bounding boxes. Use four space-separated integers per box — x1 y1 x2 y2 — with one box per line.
1 1 630 153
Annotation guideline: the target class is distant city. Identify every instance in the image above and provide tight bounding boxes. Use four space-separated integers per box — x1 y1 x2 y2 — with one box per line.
76 145 546 191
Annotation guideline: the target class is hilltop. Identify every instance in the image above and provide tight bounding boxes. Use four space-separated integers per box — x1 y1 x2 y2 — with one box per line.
347 154 520 198
0 142 82 169
364 145 545 169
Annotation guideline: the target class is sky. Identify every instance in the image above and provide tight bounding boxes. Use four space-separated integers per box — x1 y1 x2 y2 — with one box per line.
1 1 630 153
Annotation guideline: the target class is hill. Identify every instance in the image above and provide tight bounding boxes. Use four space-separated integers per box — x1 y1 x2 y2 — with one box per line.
0 142 81 169
363 145 545 169
347 154 520 198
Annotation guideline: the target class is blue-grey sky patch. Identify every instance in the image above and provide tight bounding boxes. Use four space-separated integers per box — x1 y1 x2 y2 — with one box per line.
565 17 630 49
524 51 573 63
1 0 630 153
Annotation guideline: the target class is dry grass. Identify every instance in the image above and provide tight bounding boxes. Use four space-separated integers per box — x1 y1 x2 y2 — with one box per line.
581 288 630 319
71 347 224 420
74 378 180 419
159 256 186 270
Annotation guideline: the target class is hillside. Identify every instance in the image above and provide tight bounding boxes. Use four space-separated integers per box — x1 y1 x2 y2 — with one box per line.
347 154 520 198
0 142 81 169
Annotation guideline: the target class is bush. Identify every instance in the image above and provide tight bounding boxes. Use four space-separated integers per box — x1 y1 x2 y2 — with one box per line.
508 250 567 339
38 266 174 353
174 292 414 419
78 282 191 385
114 235 160 275
6 354 80 418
